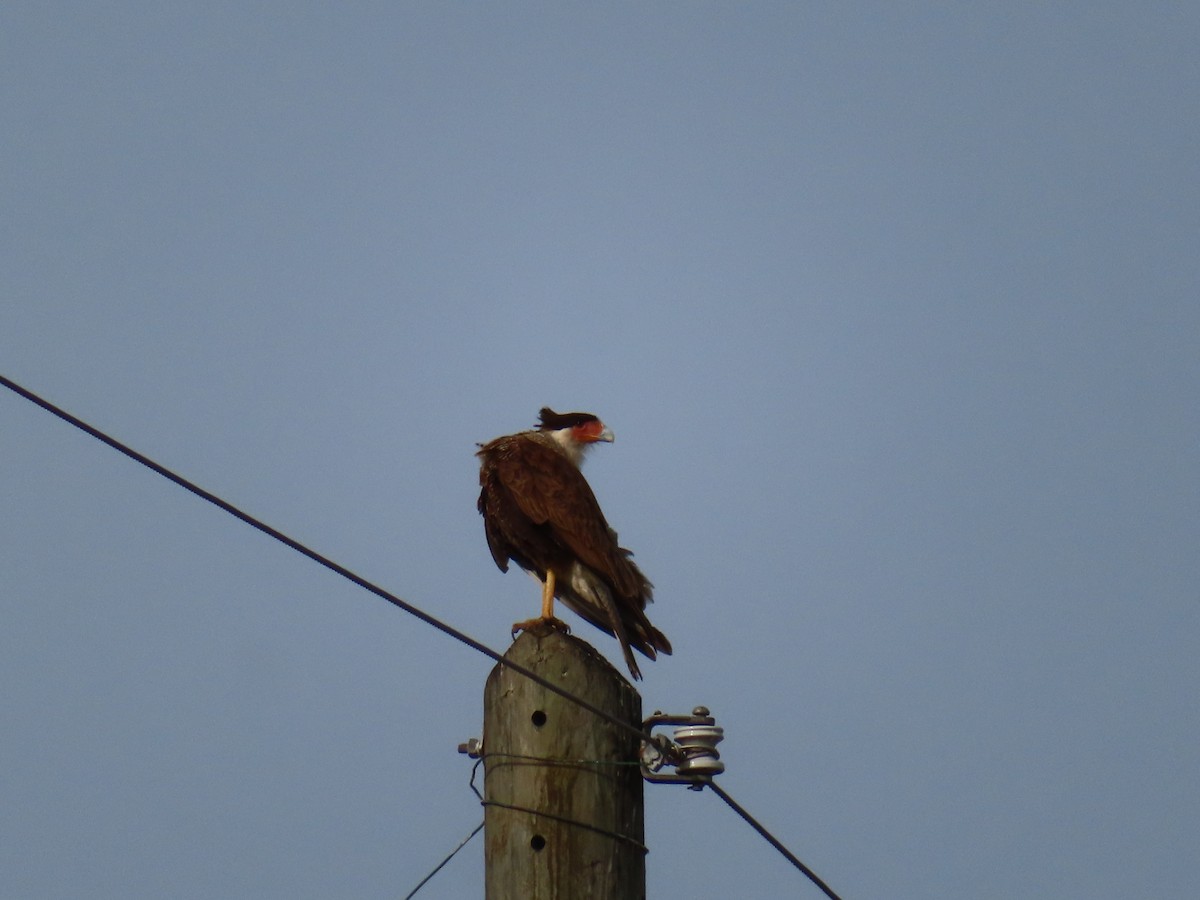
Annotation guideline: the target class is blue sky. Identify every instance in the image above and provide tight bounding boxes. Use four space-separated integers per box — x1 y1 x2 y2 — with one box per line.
3 4 1197 898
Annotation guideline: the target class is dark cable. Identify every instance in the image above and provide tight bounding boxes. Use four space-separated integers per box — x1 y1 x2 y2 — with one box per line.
469 752 648 851
475 751 642 768
402 820 483 900
5 373 841 896
700 778 843 900
0 373 648 744
479 799 648 853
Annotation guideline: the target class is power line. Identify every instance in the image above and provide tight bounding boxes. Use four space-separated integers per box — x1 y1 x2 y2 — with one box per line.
0 373 647 745
468 754 649 853
3 373 842 896
701 778 843 900
402 820 483 900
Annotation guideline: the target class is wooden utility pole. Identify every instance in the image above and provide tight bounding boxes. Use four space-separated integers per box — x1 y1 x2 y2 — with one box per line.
482 623 645 900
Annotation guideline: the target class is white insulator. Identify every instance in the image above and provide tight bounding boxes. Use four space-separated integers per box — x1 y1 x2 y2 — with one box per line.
641 706 726 784
673 723 725 776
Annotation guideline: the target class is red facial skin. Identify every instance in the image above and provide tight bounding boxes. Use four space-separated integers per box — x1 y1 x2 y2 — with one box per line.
571 420 611 443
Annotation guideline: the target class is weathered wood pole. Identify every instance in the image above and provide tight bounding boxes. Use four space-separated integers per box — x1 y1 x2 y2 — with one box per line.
483 623 645 900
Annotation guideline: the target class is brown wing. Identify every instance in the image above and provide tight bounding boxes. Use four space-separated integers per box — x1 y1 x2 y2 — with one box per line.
478 432 671 678
480 434 643 597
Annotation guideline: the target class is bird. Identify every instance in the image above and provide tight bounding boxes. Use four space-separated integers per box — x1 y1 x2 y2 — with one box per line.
476 407 671 680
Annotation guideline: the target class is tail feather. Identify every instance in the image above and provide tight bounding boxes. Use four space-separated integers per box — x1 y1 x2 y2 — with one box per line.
558 563 670 680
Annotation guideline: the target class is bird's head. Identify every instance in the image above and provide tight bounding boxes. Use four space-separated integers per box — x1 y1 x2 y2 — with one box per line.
537 407 614 465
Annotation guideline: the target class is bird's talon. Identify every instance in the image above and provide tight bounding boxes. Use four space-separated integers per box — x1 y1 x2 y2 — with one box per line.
511 616 572 638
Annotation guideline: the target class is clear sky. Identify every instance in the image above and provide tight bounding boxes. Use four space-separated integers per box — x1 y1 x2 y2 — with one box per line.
3 4 1197 898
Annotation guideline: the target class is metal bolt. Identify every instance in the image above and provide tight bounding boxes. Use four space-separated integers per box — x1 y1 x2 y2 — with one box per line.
457 737 483 758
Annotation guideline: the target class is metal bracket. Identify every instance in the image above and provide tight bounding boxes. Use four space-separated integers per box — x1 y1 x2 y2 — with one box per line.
457 737 484 759
640 706 725 788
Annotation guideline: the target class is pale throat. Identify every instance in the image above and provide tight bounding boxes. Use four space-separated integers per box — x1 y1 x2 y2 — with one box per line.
547 428 592 468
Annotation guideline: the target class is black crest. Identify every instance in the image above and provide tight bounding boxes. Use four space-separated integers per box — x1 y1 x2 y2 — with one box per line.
536 407 600 431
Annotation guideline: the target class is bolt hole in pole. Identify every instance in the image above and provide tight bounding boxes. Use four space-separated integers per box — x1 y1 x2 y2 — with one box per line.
530 834 546 852
531 710 547 727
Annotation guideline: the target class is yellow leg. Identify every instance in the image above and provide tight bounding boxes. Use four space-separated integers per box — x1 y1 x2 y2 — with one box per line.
511 569 571 638
541 568 556 619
